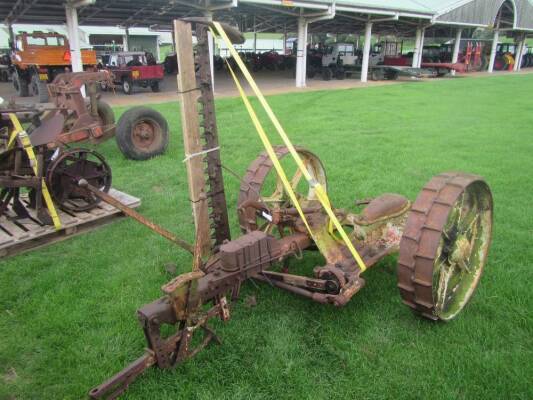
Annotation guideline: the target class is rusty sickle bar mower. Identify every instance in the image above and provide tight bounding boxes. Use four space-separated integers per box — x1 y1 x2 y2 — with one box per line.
88 20 493 399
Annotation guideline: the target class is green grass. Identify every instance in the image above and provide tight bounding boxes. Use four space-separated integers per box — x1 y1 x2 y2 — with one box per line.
1 74 533 400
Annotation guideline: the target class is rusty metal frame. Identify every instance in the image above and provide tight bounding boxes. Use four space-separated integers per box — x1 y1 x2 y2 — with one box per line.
88 19 493 400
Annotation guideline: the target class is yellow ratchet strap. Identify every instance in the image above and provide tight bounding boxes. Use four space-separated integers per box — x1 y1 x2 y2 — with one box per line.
226 62 314 239
211 23 367 272
8 114 62 230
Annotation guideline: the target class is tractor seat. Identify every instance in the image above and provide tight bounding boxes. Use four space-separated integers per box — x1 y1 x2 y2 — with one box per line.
358 193 409 225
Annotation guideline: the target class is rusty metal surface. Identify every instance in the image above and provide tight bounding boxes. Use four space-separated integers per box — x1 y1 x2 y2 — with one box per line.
88 352 156 400
397 172 493 321
359 193 409 225
46 148 112 212
237 145 327 234
48 71 116 145
195 26 231 248
0 72 118 225
130 119 160 152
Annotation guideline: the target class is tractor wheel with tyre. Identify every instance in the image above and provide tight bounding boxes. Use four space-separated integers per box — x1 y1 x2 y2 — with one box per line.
116 106 169 160
335 69 345 80
122 77 133 95
150 81 160 92
93 100 116 143
371 68 385 81
13 72 29 97
322 67 333 81
31 73 49 103
385 70 399 80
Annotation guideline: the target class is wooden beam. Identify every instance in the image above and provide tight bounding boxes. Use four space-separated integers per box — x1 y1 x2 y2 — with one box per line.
174 20 212 262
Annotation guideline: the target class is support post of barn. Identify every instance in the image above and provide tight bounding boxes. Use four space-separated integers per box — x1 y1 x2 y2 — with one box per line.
488 29 499 73
295 16 308 88
417 28 425 68
514 34 526 71
451 28 463 76
412 27 422 68
253 16 257 53
283 26 287 55
361 21 373 83
123 27 130 51
7 22 15 49
65 5 83 73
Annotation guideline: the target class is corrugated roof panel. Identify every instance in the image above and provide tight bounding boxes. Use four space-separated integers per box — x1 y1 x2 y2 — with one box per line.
319 0 475 14
515 0 533 29
435 0 533 30
334 0 434 13
436 0 503 25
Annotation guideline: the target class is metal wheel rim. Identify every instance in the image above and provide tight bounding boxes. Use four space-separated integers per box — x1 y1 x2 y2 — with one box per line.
131 118 162 152
433 181 492 320
237 146 327 235
397 173 493 321
46 148 112 212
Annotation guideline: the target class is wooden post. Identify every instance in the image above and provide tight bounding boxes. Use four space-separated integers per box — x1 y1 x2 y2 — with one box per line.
174 20 211 260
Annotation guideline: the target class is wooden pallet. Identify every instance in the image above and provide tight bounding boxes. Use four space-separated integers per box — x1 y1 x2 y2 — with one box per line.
0 189 141 259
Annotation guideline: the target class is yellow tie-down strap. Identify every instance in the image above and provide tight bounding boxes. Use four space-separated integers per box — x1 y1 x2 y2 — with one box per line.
8 114 62 231
211 22 367 272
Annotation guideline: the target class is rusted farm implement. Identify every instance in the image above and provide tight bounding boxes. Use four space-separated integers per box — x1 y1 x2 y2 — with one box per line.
0 71 168 230
87 20 493 399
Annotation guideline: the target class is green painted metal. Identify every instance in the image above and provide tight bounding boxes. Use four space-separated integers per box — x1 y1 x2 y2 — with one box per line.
432 181 493 321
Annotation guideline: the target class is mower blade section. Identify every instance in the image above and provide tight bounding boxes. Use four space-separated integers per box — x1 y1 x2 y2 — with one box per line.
196 25 231 248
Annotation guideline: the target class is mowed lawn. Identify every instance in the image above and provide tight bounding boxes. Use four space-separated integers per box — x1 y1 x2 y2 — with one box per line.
1 74 532 400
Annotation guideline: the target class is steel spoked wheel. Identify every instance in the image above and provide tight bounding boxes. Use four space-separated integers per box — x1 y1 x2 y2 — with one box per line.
46 148 112 212
397 172 493 321
237 146 327 235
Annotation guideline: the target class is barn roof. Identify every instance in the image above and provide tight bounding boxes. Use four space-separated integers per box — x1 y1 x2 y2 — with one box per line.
1 0 532 33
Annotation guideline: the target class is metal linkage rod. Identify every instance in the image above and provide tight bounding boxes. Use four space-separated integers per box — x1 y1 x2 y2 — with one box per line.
78 179 194 254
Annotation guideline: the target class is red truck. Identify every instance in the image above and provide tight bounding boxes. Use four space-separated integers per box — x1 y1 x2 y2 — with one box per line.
100 52 164 95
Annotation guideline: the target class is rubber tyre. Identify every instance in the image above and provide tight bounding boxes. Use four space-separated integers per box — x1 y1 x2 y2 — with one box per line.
31 74 49 103
322 68 332 81
150 81 160 92
122 77 133 95
371 69 384 81
115 106 169 160
13 72 29 97
94 100 116 142
0 70 8 82
335 69 345 80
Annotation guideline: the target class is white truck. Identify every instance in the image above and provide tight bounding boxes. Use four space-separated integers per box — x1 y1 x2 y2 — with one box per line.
321 43 359 80
320 41 436 81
